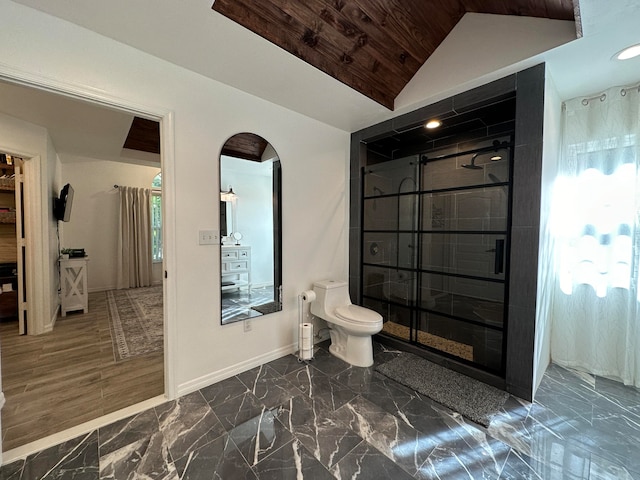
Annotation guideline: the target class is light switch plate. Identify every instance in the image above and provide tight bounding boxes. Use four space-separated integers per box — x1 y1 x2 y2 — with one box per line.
199 230 219 245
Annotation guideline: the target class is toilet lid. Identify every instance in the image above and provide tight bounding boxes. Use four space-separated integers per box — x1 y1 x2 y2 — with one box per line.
335 305 382 324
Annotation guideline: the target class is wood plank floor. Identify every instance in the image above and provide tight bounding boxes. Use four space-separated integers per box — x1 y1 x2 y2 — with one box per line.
0 290 164 451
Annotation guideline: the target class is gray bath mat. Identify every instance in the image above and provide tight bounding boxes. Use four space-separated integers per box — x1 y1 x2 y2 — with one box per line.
376 353 509 427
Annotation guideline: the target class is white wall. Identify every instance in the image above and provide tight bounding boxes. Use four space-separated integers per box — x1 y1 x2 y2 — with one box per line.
0 1 350 400
221 155 273 287
533 71 563 395
395 13 575 114
61 157 161 291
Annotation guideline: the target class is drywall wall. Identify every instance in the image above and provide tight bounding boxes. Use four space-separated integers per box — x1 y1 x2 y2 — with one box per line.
61 157 161 291
534 72 563 395
395 13 575 115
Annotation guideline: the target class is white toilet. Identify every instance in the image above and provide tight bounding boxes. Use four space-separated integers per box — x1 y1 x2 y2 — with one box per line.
310 280 383 367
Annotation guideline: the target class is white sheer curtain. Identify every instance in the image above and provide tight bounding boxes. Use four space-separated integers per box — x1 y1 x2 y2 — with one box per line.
117 186 153 289
550 83 640 387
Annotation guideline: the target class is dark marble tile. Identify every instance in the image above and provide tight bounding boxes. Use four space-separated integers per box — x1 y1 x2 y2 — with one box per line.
199 375 249 408
237 365 302 409
252 439 334 480
589 453 640 480
265 354 307 376
307 348 351 377
372 341 403 366
578 402 640 474
486 395 536 455
98 409 160 458
100 430 177 480
210 391 267 432
275 394 362 470
0 460 24 480
398 395 512 480
173 433 257 480
284 365 357 411
331 441 414 479
594 375 640 406
498 449 545 479
154 390 226 462
359 372 416 414
332 365 379 393
229 408 294 467
21 431 99 480
334 396 433 476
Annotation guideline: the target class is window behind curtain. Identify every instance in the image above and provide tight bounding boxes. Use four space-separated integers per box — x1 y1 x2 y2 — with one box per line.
151 172 162 262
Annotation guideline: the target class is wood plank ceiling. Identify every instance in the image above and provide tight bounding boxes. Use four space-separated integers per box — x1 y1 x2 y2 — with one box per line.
212 0 575 109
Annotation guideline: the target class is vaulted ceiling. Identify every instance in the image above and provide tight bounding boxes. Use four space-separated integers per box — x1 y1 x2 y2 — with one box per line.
212 0 576 109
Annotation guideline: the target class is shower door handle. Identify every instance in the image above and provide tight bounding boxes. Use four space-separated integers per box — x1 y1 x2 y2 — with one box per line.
494 239 505 274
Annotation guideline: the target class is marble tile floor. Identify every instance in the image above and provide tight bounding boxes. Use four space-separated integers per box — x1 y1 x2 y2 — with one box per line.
2 340 640 479
222 286 276 324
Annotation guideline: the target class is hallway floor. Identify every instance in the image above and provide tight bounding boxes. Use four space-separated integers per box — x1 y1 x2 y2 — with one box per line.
0 291 164 451
1 341 639 479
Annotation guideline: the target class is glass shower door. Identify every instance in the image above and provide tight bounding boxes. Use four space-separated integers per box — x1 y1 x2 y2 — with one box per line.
417 141 511 373
361 156 419 342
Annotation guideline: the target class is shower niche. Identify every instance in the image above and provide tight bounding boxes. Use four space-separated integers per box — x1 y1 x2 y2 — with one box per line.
351 65 545 399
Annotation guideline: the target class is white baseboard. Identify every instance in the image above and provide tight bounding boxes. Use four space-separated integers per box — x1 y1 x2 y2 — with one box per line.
176 343 296 397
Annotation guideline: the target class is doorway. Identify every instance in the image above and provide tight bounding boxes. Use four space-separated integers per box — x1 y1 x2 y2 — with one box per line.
0 79 172 452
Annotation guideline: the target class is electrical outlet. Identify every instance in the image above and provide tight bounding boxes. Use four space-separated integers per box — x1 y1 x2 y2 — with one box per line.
244 319 252 332
198 230 219 245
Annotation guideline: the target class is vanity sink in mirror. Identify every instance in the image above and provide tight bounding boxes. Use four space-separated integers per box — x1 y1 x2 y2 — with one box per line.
220 133 282 324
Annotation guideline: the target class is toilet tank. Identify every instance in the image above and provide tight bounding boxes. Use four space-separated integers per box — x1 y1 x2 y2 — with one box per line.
311 280 351 317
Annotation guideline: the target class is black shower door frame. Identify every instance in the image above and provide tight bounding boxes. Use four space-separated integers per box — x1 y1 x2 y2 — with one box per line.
361 140 514 376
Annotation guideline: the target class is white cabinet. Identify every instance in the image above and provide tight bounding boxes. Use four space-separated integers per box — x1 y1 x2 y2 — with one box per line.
60 257 89 316
221 245 251 292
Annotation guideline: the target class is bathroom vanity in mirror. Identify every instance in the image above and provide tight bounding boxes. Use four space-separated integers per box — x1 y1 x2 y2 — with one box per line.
221 245 251 292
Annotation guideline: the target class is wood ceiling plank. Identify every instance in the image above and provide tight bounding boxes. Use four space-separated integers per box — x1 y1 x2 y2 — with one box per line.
221 133 268 162
306 1 420 86
353 0 459 61
123 117 160 154
214 0 396 107
275 0 408 96
321 0 423 75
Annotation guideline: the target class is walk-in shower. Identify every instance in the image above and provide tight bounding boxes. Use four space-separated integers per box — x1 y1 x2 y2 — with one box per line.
361 135 514 374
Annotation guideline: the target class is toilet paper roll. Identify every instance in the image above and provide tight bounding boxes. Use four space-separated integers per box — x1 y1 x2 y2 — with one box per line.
300 347 314 360
300 290 316 302
300 322 313 339
301 336 313 350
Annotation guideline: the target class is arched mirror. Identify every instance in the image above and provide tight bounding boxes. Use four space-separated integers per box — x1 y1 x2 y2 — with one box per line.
220 133 282 325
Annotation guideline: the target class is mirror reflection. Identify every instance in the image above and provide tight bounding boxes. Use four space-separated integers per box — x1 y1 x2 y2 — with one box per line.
220 133 282 324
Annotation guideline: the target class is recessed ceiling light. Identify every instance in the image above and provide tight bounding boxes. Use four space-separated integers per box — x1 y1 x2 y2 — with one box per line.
615 44 640 60
425 120 441 129
491 155 502 161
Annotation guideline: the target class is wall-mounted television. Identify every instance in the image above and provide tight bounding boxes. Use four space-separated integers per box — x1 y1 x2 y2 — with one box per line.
54 183 74 222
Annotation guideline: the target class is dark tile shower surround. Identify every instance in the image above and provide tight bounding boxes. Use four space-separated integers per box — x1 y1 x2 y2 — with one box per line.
3 342 639 479
350 64 546 400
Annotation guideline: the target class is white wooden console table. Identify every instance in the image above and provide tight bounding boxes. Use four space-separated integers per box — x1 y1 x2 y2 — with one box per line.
60 256 89 316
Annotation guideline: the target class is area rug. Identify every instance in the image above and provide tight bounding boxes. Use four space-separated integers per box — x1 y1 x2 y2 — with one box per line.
381 321 474 361
376 352 509 427
107 286 163 362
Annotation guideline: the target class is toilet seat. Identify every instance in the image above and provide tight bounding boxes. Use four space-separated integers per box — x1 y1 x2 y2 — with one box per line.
335 305 382 325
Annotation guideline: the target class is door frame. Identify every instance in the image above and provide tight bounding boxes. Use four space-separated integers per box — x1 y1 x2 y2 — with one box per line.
0 67 177 460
